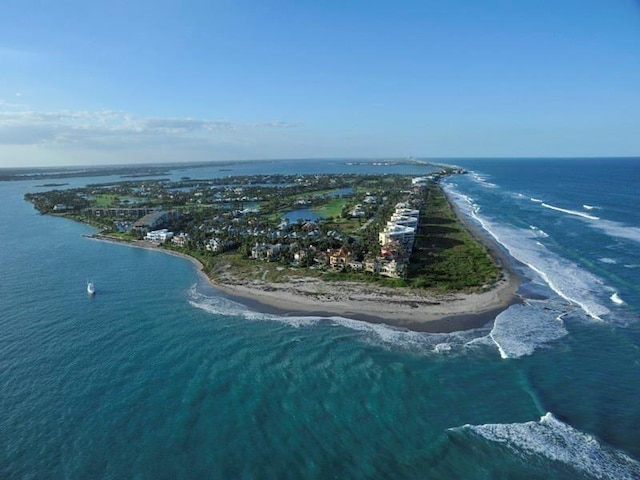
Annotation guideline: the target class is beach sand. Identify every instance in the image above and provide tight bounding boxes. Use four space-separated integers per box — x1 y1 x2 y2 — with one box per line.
89 198 521 333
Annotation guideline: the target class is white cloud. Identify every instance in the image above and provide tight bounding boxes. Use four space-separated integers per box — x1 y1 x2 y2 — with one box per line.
0 109 300 150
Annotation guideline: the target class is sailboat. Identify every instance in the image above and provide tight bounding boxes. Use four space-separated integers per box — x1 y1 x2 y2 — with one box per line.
87 281 96 295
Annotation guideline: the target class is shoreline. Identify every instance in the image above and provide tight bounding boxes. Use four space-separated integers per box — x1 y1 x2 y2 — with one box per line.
87 192 522 333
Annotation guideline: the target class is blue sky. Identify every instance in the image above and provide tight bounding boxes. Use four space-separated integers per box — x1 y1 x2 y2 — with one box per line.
1 0 639 167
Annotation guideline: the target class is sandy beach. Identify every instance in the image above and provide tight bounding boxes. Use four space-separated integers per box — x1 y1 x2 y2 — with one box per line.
212 272 519 333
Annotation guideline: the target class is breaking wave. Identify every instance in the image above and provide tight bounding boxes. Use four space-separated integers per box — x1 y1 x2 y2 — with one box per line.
186 285 490 355
445 185 610 320
610 293 625 305
599 258 618 265
542 202 600 220
590 219 640 245
470 172 498 188
529 225 549 238
489 303 569 359
451 413 640 480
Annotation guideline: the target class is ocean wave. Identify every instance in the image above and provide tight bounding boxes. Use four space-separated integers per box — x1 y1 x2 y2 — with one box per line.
541 202 600 220
451 413 640 480
444 185 610 320
489 303 568 359
598 258 618 265
530 197 543 203
187 285 322 328
583 204 599 210
187 285 490 354
590 219 640 245
470 172 498 189
529 225 549 238
610 293 625 305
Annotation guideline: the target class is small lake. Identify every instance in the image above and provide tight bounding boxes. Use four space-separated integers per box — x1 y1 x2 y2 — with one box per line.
282 208 322 223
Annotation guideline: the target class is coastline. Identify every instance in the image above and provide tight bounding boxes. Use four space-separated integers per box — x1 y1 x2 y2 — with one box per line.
87 192 522 333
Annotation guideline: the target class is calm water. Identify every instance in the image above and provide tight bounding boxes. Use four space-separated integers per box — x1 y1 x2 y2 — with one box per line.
1 158 639 479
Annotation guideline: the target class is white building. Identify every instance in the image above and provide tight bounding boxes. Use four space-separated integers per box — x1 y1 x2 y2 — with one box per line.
145 229 174 244
389 214 418 229
395 208 420 218
379 224 415 247
412 176 431 186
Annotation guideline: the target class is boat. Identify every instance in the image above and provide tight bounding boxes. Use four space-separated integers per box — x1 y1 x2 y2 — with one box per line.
87 282 95 295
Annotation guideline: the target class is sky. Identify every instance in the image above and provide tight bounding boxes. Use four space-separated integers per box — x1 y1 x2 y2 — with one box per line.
1 0 639 167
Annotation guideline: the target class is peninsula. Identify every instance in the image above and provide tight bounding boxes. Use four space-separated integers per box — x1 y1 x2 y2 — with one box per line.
25 164 518 332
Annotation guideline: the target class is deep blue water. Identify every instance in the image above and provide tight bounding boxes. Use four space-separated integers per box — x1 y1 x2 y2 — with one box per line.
1 158 639 479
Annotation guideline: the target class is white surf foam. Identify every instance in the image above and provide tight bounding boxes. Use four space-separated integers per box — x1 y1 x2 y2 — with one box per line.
489 303 568 359
470 172 498 189
187 286 323 328
610 293 625 305
598 258 618 265
529 225 549 238
445 185 610 320
187 285 490 354
454 413 640 480
583 204 599 210
542 202 600 220
530 197 543 203
590 219 640 245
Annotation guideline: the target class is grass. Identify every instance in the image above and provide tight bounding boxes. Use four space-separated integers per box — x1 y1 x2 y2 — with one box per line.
407 184 500 291
321 216 364 235
312 198 345 217
92 194 144 207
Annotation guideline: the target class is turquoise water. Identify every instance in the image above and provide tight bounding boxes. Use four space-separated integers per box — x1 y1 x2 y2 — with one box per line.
1 159 639 478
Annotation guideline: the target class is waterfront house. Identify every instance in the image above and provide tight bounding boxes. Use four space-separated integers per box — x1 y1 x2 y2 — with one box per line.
145 229 174 244
328 247 350 270
171 232 191 247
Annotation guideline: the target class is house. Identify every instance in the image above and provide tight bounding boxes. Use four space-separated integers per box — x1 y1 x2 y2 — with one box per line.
364 258 380 273
205 237 236 253
251 243 287 261
145 229 174 244
379 258 407 278
133 210 180 233
171 232 191 247
347 260 364 271
349 204 366 218
329 247 350 270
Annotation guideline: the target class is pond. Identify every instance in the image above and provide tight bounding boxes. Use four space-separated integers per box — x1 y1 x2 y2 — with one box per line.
282 208 323 223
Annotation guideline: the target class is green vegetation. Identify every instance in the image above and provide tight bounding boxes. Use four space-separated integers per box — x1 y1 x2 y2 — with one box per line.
312 197 345 217
407 184 499 291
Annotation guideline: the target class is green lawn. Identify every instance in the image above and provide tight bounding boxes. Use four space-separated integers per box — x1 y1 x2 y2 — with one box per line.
91 194 144 207
407 184 500 291
312 198 345 218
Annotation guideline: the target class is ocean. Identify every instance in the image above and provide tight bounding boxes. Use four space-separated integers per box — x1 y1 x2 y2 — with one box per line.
1 158 639 479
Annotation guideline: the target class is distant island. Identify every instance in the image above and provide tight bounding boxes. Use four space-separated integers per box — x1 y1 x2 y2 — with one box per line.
24 165 519 332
